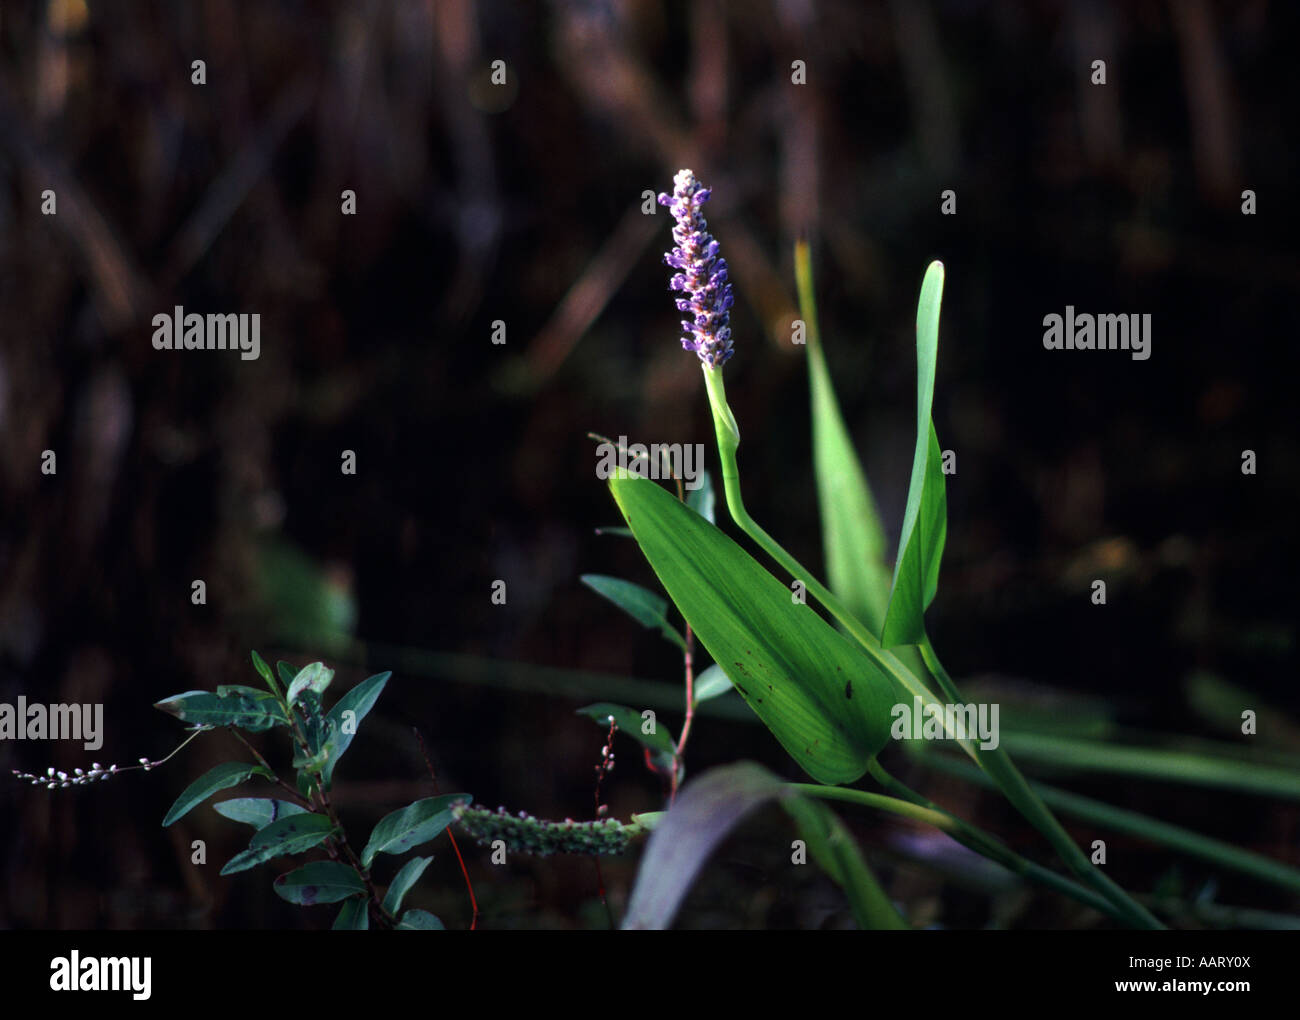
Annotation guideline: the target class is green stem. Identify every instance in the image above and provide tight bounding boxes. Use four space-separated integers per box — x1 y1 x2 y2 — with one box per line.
914 750 1300 896
787 783 1126 923
917 635 1163 930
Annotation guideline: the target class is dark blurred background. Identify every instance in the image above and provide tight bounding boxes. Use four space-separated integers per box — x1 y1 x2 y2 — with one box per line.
0 0 1296 929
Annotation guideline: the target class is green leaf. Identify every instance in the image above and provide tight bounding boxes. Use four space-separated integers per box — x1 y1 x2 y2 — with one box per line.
685 469 716 524
277 661 298 688
321 671 391 790
397 908 445 929
212 797 309 830
273 861 367 905
580 575 686 650
882 262 948 648
630 811 664 831
287 662 335 706
595 526 634 538
220 812 335 875
163 762 270 827
360 795 470 868
576 702 676 760
382 856 433 915
796 242 894 639
154 688 289 732
250 650 282 699
778 795 907 929
332 895 370 929
609 473 900 785
692 663 734 706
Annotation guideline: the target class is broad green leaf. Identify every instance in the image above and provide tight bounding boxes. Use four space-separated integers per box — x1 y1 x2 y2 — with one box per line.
332 895 370 929
220 812 335 875
609 473 900 785
162 762 270 827
779 795 907 929
321 671 390 789
796 241 894 638
882 261 948 648
686 469 716 524
287 662 335 706
397 909 445 929
594 526 634 538
692 664 734 706
360 794 470 868
154 688 289 732
382 856 433 915
250 650 282 699
273 861 367 905
276 661 297 687
213 797 309 830
576 702 676 760
580 575 686 650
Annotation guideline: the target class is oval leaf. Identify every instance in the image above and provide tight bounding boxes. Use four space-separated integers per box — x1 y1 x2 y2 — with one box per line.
287 662 335 707
382 855 433 915
213 797 309 830
580 575 686 650
220 812 335 875
154 688 289 732
273 861 366 905
163 762 269 827
882 262 949 648
609 473 900 785
692 663 734 706
360 794 470 868
321 671 390 789
250 649 281 698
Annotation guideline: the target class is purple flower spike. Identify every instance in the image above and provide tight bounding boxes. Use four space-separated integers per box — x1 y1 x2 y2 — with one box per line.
657 169 735 368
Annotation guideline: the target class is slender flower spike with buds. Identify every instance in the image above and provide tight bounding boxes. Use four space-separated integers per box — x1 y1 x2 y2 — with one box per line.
658 169 735 368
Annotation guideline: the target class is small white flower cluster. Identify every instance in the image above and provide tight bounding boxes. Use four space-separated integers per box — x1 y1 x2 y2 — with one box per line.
12 758 156 789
